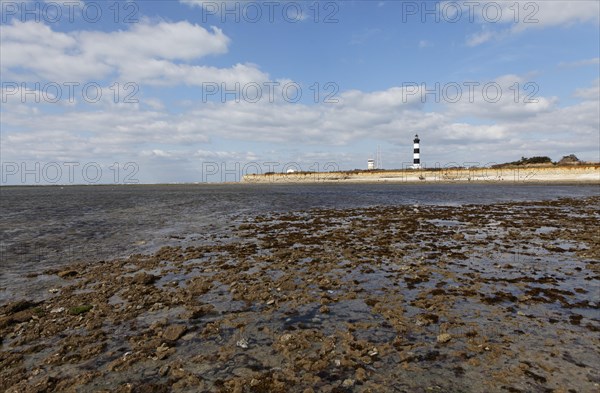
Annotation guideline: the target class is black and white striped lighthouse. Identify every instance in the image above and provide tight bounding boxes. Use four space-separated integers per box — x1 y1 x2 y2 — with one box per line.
413 134 421 169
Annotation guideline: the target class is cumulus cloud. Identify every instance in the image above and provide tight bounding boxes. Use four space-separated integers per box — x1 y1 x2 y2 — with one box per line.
454 0 600 46
0 20 270 86
573 79 600 101
2 75 598 172
1 13 598 183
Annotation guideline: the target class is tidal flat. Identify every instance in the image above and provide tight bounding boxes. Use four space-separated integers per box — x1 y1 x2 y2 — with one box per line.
1 196 599 392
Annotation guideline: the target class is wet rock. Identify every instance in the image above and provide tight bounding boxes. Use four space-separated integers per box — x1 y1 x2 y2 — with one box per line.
3 196 599 392
279 333 293 343
131 382 168 393
58 270 79 279
355 367 367 381
416 313 439 326
437 333 452 343
162 325 187 341
155 343 175 360
232 367 253 377
1 304 43 327
342 379 355 388
133 272 159 285
4 300 37 314
180 305 216 320
186 278 212 294
159 365 170 377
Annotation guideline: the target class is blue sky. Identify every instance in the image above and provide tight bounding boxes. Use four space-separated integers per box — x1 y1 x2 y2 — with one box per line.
1 0 599 184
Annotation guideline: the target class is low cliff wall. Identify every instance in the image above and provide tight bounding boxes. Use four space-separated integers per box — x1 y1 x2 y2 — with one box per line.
242 165 600 184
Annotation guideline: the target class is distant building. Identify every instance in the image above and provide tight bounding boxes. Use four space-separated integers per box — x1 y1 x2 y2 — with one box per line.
413 134 421 169
286 169 297 174
367 159 375 170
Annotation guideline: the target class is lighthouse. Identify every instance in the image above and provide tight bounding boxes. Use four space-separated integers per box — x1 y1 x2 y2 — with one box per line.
412 134 421 169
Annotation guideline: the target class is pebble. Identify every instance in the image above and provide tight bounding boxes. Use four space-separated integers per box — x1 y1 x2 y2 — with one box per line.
437 333 452 343
236 338 249 349
355 367 367 381
342 379 355 388
280 334 293 343
159 365 170 376
50 307 64 314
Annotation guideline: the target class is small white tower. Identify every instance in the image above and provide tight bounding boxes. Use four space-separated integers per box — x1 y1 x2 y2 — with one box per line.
412 134 421 169
367 159 375 170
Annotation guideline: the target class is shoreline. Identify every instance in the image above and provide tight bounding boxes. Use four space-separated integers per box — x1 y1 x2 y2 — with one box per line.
1 196 599 392
1 165 598 187
243 165 600 184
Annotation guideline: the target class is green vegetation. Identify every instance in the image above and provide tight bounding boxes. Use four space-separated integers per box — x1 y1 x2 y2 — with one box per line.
512 156 553 165
32 307 45 316
69 305 93 315
492 156 554 168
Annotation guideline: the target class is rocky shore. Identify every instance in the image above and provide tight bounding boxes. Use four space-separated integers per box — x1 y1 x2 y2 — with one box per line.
243 165 600 184
1 197 599 392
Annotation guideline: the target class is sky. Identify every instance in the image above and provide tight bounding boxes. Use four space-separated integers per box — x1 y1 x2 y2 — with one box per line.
1 0 599 184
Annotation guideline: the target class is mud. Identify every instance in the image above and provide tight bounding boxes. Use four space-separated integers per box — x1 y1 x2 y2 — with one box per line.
1 197 599 392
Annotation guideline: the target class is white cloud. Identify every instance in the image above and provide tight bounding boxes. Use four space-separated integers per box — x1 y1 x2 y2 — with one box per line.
2 75 598 167
559 58 600 68
573 79 600 101
180 0 236 9
0 20 269 86
453 0 600 46
509 1 600 31
466 30 495 47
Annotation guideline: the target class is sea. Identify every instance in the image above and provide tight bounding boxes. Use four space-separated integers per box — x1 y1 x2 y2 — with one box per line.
1 183 598 302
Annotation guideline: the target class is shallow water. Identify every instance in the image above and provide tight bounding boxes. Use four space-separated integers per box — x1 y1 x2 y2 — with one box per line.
1 183 598 302
1 192 599 392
